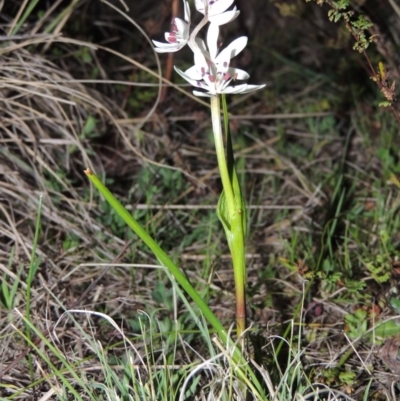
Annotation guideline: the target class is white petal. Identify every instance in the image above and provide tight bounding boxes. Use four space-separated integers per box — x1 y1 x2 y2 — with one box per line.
193 90 213 97
240 84 266 93
193 50 209 75
223 83 266 94
174 18 189 38
154 48 175 53
228 67 250 80
207 23 219 60
174 66 197 85
152 40 182 53
221 84 249 94
215 36 248 64
164 31 187 45
183 0 190 22
195 0 205 13
154 47 177 53
209 8 239 25
152 40 176 48
218 57 231 74
196 82 210 90
175 66 210 91
194 37 207 54
208 0 235 16
184 65 203 80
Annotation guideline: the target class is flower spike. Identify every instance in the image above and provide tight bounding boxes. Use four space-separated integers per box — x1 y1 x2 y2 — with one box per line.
175 23 265 97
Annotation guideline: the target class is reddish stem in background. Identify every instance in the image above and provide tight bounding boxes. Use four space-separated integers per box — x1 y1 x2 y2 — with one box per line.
160 0 179 102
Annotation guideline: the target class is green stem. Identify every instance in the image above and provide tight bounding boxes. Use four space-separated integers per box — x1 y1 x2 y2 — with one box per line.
210 96 235 216
231 212 246 335
211 95 247 336
85 170 266 398
222 96 247 336
85 169 226 339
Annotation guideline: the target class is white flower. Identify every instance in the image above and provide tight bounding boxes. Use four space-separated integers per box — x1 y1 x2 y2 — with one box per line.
152 0 191 53
195 0 240 25
175 24 265 97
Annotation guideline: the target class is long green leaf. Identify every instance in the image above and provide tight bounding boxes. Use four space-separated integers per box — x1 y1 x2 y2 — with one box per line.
85 169 266 398
84 169 225 338
11 0 41 35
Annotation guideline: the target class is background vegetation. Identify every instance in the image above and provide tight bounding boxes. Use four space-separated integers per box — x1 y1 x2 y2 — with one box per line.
1 0 400 399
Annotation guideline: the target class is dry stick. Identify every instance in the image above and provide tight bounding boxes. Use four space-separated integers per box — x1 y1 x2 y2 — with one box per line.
160 0 180 102
0 240 133 379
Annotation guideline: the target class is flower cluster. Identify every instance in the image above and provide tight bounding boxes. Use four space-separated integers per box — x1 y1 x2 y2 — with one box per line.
153 0 265 97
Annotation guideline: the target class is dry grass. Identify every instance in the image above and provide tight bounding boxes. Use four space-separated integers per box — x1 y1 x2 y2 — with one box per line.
0 4 166 392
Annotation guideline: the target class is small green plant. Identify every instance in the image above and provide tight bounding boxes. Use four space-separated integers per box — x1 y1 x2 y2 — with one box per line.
365 230 395 284
80 115 98 139
344 305 400 343
338 370 356 387
365 256 391 284
344 308 368 340
62 233 81 252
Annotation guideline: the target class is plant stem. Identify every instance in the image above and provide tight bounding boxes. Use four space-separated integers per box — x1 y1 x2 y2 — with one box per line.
85 170 266 399
85 169 226 339
210 96 235 215
231 211 246 335
210 95 246 336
